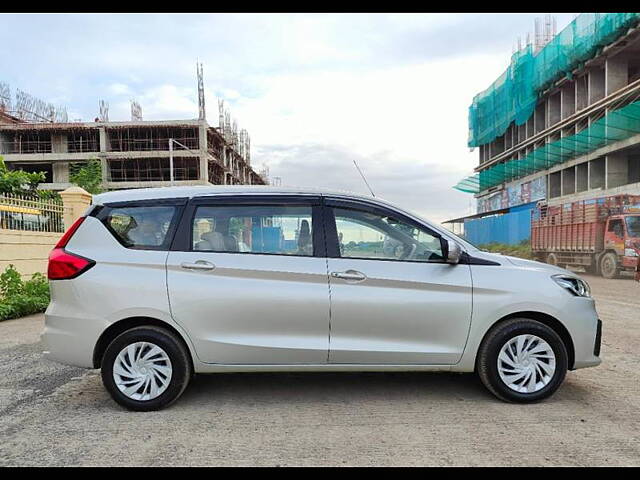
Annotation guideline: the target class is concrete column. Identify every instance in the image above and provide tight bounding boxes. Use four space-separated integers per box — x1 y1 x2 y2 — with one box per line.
99 157 108 184
561 82 575 120
605 56 628 95
98 127 107 152
52 162 70 183
198 124 209 183
198 123 207 151
588 67 605 104
606 153 629 189
59 186 92 230
199 155 208 183
576 75 588 111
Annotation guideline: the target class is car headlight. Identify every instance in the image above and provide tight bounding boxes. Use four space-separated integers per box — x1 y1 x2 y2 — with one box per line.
552 274 591 298
624 248 638 257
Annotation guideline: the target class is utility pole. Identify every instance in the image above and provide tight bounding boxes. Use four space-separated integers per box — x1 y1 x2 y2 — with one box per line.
169 138 174 185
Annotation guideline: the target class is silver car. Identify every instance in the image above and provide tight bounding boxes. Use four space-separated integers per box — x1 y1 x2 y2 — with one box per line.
43 186 601 411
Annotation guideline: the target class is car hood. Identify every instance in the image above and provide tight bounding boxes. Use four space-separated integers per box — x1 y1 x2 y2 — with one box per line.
470 250 572 275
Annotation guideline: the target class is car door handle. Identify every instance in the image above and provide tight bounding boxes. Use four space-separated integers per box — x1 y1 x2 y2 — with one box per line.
330 270 367 282
180 260 216 271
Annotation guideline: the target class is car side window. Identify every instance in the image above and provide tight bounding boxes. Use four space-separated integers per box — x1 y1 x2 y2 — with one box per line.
192 204 314 256
105 206 177 249
332 206 444 262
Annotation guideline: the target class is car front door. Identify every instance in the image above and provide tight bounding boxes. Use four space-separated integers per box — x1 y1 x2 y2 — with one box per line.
324 198 473 365
166 195 330 364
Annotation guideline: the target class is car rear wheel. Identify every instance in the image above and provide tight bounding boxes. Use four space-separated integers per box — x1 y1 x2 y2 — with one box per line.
477 318 568 403
101 326 192 411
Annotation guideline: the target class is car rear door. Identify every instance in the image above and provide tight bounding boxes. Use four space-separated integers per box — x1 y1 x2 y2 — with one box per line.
323 197 473 365
166 194 330 364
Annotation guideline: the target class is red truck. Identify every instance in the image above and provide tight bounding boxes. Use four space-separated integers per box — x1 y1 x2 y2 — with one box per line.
531 194 640 279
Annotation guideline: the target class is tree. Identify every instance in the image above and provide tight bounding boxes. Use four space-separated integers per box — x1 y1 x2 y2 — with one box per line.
70 158 103 195
0 156 46 196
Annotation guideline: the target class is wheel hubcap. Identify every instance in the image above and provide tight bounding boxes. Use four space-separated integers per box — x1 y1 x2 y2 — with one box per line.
497 334 556 394
113 342 172 401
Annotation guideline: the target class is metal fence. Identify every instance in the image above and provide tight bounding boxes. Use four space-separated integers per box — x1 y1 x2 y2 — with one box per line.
0 193 64 232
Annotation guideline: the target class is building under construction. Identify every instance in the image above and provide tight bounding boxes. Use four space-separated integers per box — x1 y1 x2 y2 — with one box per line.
448 13 640 245
0 65 267 190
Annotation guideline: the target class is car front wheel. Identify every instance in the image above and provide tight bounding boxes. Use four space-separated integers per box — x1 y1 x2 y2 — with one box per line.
101 326 192 411
477 318 568 403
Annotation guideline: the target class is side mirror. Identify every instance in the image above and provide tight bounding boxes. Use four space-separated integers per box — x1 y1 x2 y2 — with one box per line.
445 238 462 264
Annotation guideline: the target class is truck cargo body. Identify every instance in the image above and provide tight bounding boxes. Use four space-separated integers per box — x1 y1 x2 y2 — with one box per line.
532 195 640 278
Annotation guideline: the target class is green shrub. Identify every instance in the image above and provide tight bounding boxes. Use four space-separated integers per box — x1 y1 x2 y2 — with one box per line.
70 158 103 194
0 265 50 321
478 241 533 260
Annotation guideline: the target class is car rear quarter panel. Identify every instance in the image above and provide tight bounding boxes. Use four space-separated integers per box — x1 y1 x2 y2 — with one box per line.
44 216 198 368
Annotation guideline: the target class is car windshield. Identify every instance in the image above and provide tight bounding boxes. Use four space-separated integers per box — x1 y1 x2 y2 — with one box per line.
626 216 640 237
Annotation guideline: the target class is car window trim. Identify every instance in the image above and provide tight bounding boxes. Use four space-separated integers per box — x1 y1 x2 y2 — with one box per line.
171 195 326 257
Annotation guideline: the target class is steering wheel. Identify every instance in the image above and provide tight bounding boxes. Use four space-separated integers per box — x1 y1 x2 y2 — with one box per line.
397 242 417 260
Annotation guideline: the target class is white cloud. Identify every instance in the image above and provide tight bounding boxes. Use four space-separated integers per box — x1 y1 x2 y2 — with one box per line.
138 85 198 120
0 13 578 222
107 83 132 96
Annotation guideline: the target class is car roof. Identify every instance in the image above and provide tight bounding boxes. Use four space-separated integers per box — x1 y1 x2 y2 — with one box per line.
92 185 380 206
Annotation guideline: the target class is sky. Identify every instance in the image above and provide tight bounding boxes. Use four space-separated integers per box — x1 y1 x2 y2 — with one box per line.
0 13 577 224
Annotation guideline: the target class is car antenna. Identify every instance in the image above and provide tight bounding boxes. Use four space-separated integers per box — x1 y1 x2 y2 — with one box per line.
353 159 376 197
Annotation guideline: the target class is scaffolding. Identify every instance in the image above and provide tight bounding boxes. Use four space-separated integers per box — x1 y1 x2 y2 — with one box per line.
108 157 200 182
207 159 225 185
107 126 199 152
456 96 640 193
68 129 99 153
468 13 640 148
130 100 143 121
0 131 52 154
0 82 11 112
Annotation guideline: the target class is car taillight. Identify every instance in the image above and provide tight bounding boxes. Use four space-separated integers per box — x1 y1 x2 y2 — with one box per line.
55 216 86 248
48 217 95 280
48 249 94 280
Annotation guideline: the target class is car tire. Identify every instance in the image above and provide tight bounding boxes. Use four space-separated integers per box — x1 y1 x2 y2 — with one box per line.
477 318 568 403
101 326 192 411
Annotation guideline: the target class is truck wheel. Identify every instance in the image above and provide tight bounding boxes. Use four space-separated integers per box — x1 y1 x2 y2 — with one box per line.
600 252 620 279
546 253 558 266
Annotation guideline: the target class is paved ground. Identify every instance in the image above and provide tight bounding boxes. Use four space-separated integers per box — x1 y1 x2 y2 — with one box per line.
0 274 638 466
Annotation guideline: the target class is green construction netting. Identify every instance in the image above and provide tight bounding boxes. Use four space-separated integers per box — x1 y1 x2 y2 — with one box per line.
455 100 640 193
468 12 640 148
